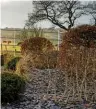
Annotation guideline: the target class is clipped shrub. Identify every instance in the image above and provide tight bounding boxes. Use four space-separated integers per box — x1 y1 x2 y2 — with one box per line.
1 72 25 103
21 37 54 54
6 57 21 70
17 37 55 73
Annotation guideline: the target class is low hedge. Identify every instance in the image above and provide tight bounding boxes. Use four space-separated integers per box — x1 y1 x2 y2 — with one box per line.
1 73 25 103
6 57 21 70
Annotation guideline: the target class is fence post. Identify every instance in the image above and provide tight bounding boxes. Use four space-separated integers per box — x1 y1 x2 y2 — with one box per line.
58 30 60 51
14 28 16 57
1 43 2 53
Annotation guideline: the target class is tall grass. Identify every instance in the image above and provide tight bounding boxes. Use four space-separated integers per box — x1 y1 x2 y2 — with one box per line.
58 46 96 103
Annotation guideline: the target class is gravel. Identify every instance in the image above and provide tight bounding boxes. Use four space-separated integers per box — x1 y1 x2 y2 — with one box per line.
1 69 96 109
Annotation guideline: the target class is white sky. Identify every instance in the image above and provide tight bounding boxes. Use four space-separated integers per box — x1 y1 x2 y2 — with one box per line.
0 0 94 29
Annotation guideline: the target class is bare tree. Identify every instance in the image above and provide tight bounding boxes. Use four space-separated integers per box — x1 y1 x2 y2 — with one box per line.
85 1 96 26
20 27 28 41
26 1 85 31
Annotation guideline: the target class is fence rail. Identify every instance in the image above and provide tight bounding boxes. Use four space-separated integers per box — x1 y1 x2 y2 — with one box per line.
1 31 63 56
1 50 21 53
1 37 62 41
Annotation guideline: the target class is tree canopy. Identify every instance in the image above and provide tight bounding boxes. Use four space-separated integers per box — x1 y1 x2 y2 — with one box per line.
26 1 86 30
85 1 96 25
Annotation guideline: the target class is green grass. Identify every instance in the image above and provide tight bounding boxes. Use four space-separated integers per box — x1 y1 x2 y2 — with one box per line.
1 45 20 51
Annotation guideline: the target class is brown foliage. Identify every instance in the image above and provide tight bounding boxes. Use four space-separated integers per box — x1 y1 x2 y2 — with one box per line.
16 50 59 75
19 37 57 73
21 37 54 54
45 50 58 69
58 46 96 101
58 25 96 101
59 25 96 70
63 25 96 48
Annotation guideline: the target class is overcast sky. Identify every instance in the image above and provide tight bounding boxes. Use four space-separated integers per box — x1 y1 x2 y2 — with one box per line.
1 0 92 29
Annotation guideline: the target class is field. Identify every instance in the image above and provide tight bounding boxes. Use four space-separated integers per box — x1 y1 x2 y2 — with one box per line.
1 45 20 52
1 28 63 54
1 41 59 52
